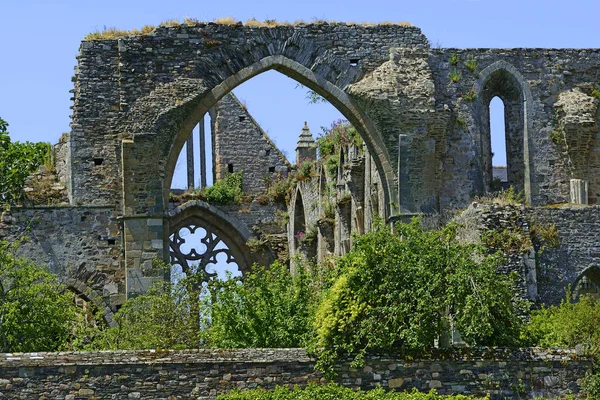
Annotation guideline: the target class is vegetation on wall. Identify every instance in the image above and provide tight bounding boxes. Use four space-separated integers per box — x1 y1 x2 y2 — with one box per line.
0 117 52 206
84 19 414 40
316 119 362 160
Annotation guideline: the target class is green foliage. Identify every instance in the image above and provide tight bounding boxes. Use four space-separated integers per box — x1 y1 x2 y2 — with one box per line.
312 220 525 373
297 160 315 181
590 85 600 100
549 129 565 146
481 227 533 253
583 371 600 399
0 118 51 205
524 293 600 357
529 222 560 251
316 120 363 159
265 173 295 204
0 240 79 352
200 171 243 205
461 90 477 102
204 261 329 348
465 55 478 72
325 156 339 179
85 261 202 350
448 68 462 83
217 384 486 399
449 53 459 66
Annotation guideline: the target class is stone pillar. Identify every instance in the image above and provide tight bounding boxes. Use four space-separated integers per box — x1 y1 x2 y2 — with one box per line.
295 122 316 163
186 134 195 191
199 117 207 189
570 179 588 204
123 217 168 298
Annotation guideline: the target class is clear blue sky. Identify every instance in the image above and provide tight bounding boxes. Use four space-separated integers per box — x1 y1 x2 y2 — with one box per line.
1 0 598 185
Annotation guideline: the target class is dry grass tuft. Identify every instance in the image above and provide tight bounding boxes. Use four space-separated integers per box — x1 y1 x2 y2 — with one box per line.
245 18 264 27
214 16 238 25
183 17 200 26
131 25 156 35
85 27 141 40
84 18 415 41
159 19 181 27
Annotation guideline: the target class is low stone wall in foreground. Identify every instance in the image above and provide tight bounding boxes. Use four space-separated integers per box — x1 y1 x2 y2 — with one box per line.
0 348 592 399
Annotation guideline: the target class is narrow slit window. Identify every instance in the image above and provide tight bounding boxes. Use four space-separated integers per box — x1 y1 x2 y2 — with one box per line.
228 163 234 173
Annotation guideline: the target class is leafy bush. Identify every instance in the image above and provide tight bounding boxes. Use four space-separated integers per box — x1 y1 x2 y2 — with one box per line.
202 171 243 205
217 384 485 399
204 261 330 348
265 173 295 204
524 293 600 356
0 117 51 205
312 220 525 373
85 262 203 350
0 240 80 352
297 160 315 181
316 120 362 158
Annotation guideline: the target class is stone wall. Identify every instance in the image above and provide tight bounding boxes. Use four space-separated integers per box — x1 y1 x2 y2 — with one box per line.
0 348 591 399
0 206 123 319
531 205 600 305
210 93 291 195
455 202 600 306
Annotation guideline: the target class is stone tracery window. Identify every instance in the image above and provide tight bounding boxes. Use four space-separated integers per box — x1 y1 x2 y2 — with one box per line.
169 223 241 282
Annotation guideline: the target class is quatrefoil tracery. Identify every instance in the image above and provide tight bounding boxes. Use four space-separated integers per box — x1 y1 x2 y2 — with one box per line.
169 224 238 281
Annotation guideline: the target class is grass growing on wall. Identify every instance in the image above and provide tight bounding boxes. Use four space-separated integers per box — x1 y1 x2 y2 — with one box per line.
84 19 414 40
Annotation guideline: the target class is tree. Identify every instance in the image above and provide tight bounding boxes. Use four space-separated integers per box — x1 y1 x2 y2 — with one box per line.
0 240 79 352
0 117 51 205
312 219 525 372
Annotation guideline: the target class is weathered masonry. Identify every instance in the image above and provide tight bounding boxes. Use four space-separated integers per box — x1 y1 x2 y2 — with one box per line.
1 21 600 322
0 348 592 399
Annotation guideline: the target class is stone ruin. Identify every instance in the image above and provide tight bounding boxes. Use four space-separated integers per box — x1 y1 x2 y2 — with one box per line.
1 21 600 326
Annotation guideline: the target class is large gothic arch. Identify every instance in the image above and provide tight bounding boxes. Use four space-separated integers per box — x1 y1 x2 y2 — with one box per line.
121 55 397 218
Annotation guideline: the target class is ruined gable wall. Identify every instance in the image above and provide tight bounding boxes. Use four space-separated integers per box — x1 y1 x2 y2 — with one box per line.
210 93 290 195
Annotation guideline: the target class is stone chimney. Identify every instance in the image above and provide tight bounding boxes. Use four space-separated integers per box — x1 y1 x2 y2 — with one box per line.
295 121 316 163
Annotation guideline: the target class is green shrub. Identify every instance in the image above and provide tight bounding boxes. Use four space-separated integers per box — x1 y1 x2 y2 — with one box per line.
465 55 478 72
0 240 80 352
202 171 243 205
312 219 525 374
297 160 315 181
524 293 600 357
84 261 202 350
217 384 486 399
265 173 295 204
204 261 331 348
448 68 462 83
